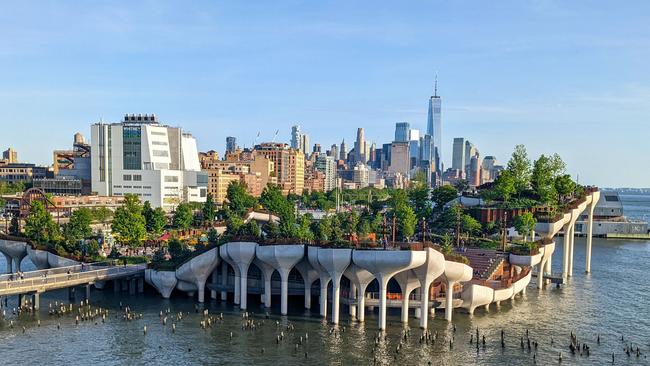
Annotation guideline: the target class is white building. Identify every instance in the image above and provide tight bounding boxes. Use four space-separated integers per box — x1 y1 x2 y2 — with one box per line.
91 114 207 211
315 155 337 192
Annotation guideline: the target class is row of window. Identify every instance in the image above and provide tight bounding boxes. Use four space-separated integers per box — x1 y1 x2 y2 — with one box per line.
122 174 143 181
151 141 168 146
151 131 166 136
152 150 169 157
164 176 179 182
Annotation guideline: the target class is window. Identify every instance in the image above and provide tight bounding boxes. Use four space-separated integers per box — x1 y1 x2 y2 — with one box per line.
151 141 168 146
151 131 166 136
133 174 142 181
123 174 132 181
153 150 169 157
164 176 179 183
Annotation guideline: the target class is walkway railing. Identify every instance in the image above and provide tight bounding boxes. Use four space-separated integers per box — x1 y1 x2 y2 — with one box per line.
0 264 146 295
0 263 106 282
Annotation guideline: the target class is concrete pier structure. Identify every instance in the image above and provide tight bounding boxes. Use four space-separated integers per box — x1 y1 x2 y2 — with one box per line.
307 246 330 317
585 190 600 273
441 260 472 321
219 245 240 304
175 247 219 303
225 242 257 310
253 258 275 307
295 259 319 310
412 248 445 328
343 264 374 322
256 244 304 315
317 248 352 324
0 239 28 273
352 250 426 330
394 269 420 324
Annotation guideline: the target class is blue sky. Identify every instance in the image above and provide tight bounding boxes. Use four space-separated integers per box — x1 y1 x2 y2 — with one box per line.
1 1 649 187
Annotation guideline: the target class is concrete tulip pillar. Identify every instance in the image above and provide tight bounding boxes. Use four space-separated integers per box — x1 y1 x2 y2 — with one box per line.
175 247 220 303
318 248 352 324
585 191 599 273
210 269 219 299
256 244 305 315
2 253 11 274
253 258 275 308
394 270 420 324
412 248 445 328
353 250 426 330
537 242 555 289
442 260 473 321
219 246 239 303
220 264 228 300
307 246 330 317
0 239 28 273
561 222 571 280
295 259 319 310
226 242 258 310
349 283 357 318
343 264 375 322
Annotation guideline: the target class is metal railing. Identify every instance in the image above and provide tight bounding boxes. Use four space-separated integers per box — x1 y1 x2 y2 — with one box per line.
0 264 145 295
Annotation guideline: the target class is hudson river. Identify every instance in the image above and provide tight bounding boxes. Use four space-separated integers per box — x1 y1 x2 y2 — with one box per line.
1 194 648 365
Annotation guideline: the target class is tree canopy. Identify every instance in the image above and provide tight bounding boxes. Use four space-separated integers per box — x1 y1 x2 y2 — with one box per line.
111 194 146 248
24 201 61 244
506 144 532 196
172 203 194 230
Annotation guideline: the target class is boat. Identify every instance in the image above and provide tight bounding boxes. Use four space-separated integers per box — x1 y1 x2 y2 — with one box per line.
575 191 649 238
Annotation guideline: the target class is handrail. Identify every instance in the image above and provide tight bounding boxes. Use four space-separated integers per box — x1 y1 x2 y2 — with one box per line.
0 264 145 293
0 262 109 282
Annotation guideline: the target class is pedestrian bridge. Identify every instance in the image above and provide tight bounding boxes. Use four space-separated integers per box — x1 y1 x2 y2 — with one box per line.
0 263 145 300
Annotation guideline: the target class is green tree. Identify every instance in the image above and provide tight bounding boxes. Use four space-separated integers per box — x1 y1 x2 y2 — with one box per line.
461 214 482 237
225 214 244 235
531 155 558 205
91 206 113 227
226 181 256 216
513 212 536 241
62 208 93 249
111 194 146 248
554 174 576 203
260 184 295 237
440 233 453 255
395 203 417 240
143 201 166 235
202 193 217 223
167 238 190 260
207 228 220 245
295 214 314 241
431 185 458 211
172 203 194 230
24 201 61 244
408 183 432 220
506 144 532 196
491 170 516 202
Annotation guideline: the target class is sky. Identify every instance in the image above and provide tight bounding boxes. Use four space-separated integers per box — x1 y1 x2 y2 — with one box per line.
0 1 649 188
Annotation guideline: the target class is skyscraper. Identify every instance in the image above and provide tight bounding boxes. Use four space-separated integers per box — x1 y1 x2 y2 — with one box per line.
290 125 301 150
329 144 338 160
354 128 366 164
339 139 347 161
226 136 238 153
426 77 442 172
394 122 410 142
464 140 478 172
300 134 310 156
452 137 466 172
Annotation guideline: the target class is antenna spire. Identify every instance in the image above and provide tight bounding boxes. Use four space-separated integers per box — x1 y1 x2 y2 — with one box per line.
434 73 438 97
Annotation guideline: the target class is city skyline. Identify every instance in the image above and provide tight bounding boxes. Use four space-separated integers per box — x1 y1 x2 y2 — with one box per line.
1 1 649 187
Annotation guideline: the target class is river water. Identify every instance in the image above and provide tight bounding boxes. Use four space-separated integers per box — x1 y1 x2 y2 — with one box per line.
1 196 649 365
